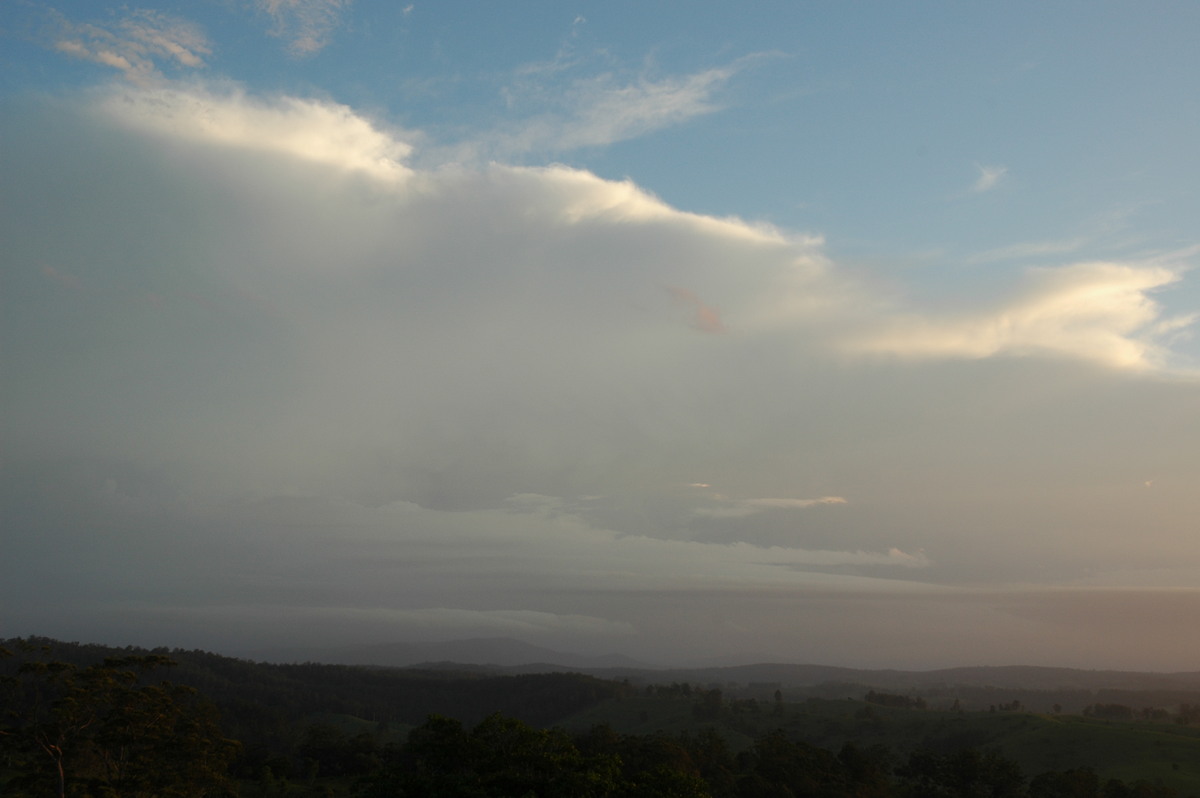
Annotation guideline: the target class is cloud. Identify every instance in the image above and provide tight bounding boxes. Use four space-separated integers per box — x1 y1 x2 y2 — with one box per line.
477 64 739 160
1 84 848 510
3 83 1200 667
0 468 929 652
965 237 1088 265
971 163 1008 193
694 496 848 518
251 607 638 639
95 85 412 179
50 8 210 85
256 0 352 56
554 68 733 149
668 286 726 333
849 260 1197 371
493 38 748 170
223 493 924 593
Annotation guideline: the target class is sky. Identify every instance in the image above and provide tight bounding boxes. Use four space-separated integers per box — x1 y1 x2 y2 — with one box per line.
3 1 1200 671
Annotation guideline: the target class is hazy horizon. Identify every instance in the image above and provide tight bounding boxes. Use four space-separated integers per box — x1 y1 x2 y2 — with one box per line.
4 2 1200 672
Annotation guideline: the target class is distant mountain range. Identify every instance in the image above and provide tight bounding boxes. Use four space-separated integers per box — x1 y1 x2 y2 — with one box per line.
242 636 1200 694
243 637 653 671
633 662 1200 693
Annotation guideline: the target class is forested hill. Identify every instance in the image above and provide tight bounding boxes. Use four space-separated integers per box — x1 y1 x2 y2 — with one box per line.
688 663 1200 692
583 663 1200 713
7 637 1200 797
243 636 1200 696
9 637 1200 719
0 636 632 734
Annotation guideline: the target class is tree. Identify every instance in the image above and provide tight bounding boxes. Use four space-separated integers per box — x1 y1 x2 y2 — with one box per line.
738 729 846 798
896 748 1024 798
363 713 619 798
0 648 238 798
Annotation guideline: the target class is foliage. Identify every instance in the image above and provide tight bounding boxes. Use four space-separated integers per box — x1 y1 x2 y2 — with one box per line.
0 644 237 797
358 713 621 797
864 691 927 711
895 747 1025 798
5 638 1200 798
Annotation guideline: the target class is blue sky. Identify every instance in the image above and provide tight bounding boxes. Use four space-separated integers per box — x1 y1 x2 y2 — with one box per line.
3 1 1200 669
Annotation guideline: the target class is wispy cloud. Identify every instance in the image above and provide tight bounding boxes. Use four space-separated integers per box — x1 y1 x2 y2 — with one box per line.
256 0 352 56
51 8 209 85
971 163 1008 193
965 237 1087 265
695 496 848 518
552 67 734 150
126 604 635 649
471 64 740 161
303 607 638 638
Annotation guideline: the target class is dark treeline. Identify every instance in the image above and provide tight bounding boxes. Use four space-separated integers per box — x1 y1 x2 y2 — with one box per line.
1 638 1193 797
353 713 1182 798
789 681 1200 717
0 637 630 750
864 691 927 711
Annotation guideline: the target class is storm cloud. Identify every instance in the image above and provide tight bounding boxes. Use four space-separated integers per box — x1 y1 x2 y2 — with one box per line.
3 84 1199 668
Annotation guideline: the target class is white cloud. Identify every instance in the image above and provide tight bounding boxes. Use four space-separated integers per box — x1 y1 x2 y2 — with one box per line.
256 0 352 56
971 163 1008 193
3 84 852 514
94 85 412 180
849 260 1196 371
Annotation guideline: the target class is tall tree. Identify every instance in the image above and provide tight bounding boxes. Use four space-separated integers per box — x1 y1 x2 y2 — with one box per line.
1 647 237 798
